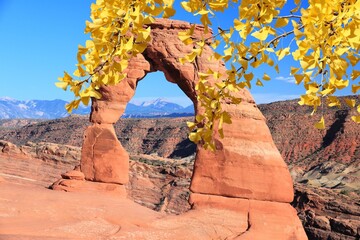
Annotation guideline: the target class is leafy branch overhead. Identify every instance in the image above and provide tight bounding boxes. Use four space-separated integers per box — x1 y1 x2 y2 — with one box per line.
56 0 360 150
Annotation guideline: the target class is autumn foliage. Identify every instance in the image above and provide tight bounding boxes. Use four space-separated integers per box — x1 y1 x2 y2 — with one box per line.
56 0 359 150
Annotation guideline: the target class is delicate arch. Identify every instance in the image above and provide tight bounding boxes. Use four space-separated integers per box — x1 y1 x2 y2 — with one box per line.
81 19 294 203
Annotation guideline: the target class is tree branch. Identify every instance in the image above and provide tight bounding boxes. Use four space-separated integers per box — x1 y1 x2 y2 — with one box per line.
274 15 301 19
267 25 304 47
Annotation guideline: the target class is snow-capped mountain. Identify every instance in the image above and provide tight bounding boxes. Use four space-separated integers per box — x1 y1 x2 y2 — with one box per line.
0 98 89 119
0 97 194 119
123 98 193 118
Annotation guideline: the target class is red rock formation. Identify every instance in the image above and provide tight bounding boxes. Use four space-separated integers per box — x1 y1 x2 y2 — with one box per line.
54 18 306 238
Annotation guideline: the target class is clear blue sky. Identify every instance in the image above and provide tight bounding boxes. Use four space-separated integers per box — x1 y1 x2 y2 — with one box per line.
0 1 352 107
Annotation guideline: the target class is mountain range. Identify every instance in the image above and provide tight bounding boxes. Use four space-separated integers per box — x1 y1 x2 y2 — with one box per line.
0 97 194 119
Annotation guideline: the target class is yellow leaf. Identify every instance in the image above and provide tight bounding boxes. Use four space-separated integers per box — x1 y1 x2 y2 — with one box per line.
263 73 271 81
189 132 201 143
351 70 360 80
208 1 228 10
274 64 279 73
320 87 334 96
290 67 300 75
222 111 232 124
314 116 325 130
351 116 360 123
292 49 302 61
251 28 269 41
185 51 198 62
294 74 304 85
256 79 264 86
134 42 148 53
352 84 360 94
306 83 319 94
331 79 349 90
195 9 209 15
180 1 192 12
186 121 196 130
74 66 86 77
234 19 244 31
244 72 254 81
81 96 90 106
275 18 289 28
55 82 68 91
89 89 102 99
163 7 176 18
347 54 359 66
276 47 290 61
344 98 356 108
290 4 301 14
327 96 341 107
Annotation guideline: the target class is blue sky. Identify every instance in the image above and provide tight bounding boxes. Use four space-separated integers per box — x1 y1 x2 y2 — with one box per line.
0 1 351 107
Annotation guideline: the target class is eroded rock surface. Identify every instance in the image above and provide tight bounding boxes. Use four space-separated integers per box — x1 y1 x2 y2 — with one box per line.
73 18 305 238
292 184 360 240
2 141 358 239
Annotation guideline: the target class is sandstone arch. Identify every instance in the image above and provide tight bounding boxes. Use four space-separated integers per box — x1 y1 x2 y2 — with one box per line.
82 18 294 202
55 19 306 238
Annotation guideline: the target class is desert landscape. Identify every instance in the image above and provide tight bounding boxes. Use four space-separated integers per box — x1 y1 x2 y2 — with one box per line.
0 96 359 239
0 5 359 238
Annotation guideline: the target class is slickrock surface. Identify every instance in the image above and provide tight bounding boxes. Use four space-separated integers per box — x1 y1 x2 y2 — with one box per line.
1 141 359 239
1 182 281 240
0 144 305 239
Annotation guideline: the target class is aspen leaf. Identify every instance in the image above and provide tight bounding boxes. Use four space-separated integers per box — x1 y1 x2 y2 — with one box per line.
314 117 326 130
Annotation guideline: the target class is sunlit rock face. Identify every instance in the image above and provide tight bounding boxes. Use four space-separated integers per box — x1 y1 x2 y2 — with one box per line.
77 18 306 239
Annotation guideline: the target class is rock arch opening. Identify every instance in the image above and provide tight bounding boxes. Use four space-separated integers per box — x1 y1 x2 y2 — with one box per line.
117 71 196 159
